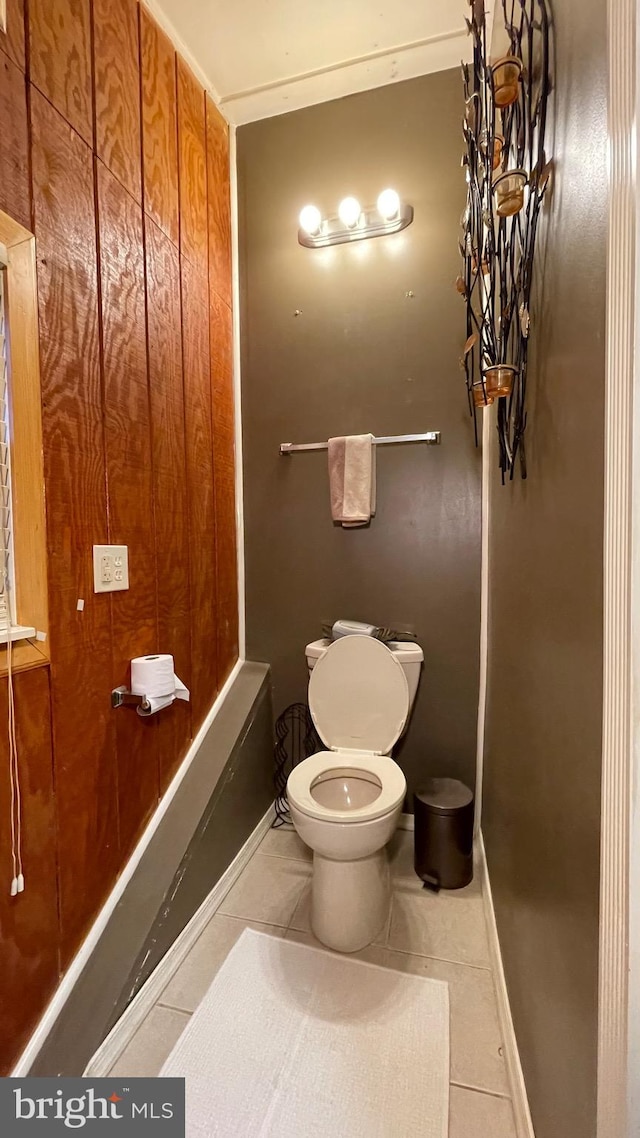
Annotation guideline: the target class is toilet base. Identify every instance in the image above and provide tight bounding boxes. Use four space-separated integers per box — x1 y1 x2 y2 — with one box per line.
311 847 391 953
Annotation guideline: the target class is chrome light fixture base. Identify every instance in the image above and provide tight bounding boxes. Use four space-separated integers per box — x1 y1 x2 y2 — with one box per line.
298 202 414 249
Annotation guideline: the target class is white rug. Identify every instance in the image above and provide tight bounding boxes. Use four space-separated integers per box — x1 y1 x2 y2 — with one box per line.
161 929 449 1138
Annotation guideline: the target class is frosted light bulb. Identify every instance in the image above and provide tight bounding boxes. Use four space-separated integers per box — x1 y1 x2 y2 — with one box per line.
338 196 361 228
377 188 400 221
299 204 322 236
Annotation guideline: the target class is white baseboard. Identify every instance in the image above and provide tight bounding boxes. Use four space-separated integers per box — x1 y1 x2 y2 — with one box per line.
398 812 415 831
478 832 535 1138
84 804 275 1077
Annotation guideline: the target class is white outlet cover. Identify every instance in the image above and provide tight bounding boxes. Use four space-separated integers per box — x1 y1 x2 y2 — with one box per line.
93 545 129 593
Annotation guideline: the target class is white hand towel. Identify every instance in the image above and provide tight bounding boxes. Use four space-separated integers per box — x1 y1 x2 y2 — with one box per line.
328 434 377 527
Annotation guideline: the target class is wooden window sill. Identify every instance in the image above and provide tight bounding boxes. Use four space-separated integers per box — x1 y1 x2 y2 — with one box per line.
0 639 49 677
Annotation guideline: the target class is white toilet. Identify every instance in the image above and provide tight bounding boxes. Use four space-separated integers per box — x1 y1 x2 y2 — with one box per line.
287 634 423 953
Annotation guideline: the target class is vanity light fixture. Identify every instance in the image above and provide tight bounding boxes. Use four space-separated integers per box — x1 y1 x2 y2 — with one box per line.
298 188 413 249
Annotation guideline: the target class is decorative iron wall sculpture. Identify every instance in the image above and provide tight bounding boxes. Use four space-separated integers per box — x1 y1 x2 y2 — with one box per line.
460 0 551 479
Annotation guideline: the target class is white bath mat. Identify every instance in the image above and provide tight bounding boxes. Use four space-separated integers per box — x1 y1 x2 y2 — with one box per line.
161 928 449 1138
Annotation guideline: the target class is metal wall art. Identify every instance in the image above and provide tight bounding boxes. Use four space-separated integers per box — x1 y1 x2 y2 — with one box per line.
459 0 552 479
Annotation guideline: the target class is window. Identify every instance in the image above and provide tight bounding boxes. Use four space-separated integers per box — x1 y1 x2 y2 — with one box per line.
0 260 19 635
0 212 49 674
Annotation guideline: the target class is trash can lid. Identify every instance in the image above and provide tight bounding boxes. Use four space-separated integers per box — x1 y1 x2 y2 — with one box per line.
414 778 474 815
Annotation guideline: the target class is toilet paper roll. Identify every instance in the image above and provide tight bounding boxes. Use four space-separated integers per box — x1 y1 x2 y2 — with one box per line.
131 654 190 716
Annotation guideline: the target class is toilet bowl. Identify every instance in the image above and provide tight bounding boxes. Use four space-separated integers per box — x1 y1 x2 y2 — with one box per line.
287 634 423 953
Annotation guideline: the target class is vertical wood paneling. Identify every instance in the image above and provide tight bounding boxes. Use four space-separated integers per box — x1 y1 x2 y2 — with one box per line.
140 8 179 246
0 0 26 70
177 57 207 279
0 0 236 1067
182 257 218 726
146 218 192 787
210 290 239 683
29 0 93 145
0 668 59 1075
97 161 159 856
206 96 232 309
93 0 141 202
0 51 30 230
31 90 117 964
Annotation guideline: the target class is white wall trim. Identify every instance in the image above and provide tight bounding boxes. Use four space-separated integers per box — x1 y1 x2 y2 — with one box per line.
478 834 534 1138
474 406 492 835
223 27 466 104
230 124 246 662
83 804 275 1078
628 2 640 1103
219 31 469 126
11 657 244 1077
597 0 636 1135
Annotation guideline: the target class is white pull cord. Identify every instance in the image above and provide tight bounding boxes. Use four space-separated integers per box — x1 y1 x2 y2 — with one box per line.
6 592 23 896
8 627 23 895
0 271 23 896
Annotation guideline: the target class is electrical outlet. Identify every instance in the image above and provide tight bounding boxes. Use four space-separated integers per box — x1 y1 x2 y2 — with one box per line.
93 545 129 593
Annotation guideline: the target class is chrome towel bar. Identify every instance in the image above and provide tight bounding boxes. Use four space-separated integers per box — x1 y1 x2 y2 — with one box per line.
280 431 441 455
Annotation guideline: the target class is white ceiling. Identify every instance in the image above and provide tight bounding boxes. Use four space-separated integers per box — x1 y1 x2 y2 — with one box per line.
147 0 484 125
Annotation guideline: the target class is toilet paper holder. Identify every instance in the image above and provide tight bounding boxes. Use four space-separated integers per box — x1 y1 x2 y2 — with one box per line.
111 686 151 714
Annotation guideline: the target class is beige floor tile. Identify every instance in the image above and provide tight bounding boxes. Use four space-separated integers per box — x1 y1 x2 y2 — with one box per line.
259 826 312 862
108 1005 189 1078
389 829 486 895
218 853 310 925
389 881 491 967
382 948 508 1095
449 1085 516 1138
375 905 392 947
288 880 312 932
388 829 417 882
288 881 390 946
284 927 390 966
159 916 285 1013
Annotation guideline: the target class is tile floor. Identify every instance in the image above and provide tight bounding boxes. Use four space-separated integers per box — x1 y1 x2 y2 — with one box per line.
108 826 517 1137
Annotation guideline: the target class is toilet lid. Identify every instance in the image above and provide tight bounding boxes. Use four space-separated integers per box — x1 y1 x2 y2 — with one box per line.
308 635 410 754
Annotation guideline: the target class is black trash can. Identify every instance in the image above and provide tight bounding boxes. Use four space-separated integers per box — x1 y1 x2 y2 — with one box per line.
414 778 474 890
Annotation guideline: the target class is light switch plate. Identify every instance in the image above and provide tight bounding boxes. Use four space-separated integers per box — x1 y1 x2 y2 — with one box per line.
93 545 129 593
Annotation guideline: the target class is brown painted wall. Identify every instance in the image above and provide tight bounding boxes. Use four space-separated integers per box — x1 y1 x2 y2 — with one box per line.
0 0 238 1072
482 3 607 1136
238 72 481 801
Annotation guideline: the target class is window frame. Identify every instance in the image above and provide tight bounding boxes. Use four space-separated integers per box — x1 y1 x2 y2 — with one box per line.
0 210 49 675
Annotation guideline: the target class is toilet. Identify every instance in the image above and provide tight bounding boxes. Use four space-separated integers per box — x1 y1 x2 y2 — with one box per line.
287 634 423 953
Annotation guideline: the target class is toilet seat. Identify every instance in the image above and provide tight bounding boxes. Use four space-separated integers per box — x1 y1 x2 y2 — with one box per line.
308 635 410 754
288 637 409 824
287 751 406 824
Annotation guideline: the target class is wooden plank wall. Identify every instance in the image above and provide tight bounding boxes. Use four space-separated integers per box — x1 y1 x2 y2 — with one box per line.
0 0 237 1072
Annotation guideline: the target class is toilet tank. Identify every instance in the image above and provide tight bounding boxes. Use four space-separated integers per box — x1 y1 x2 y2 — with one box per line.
305 637 423 712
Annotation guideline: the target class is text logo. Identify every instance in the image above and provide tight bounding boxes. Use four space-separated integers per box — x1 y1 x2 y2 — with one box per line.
0 1079 185 1135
